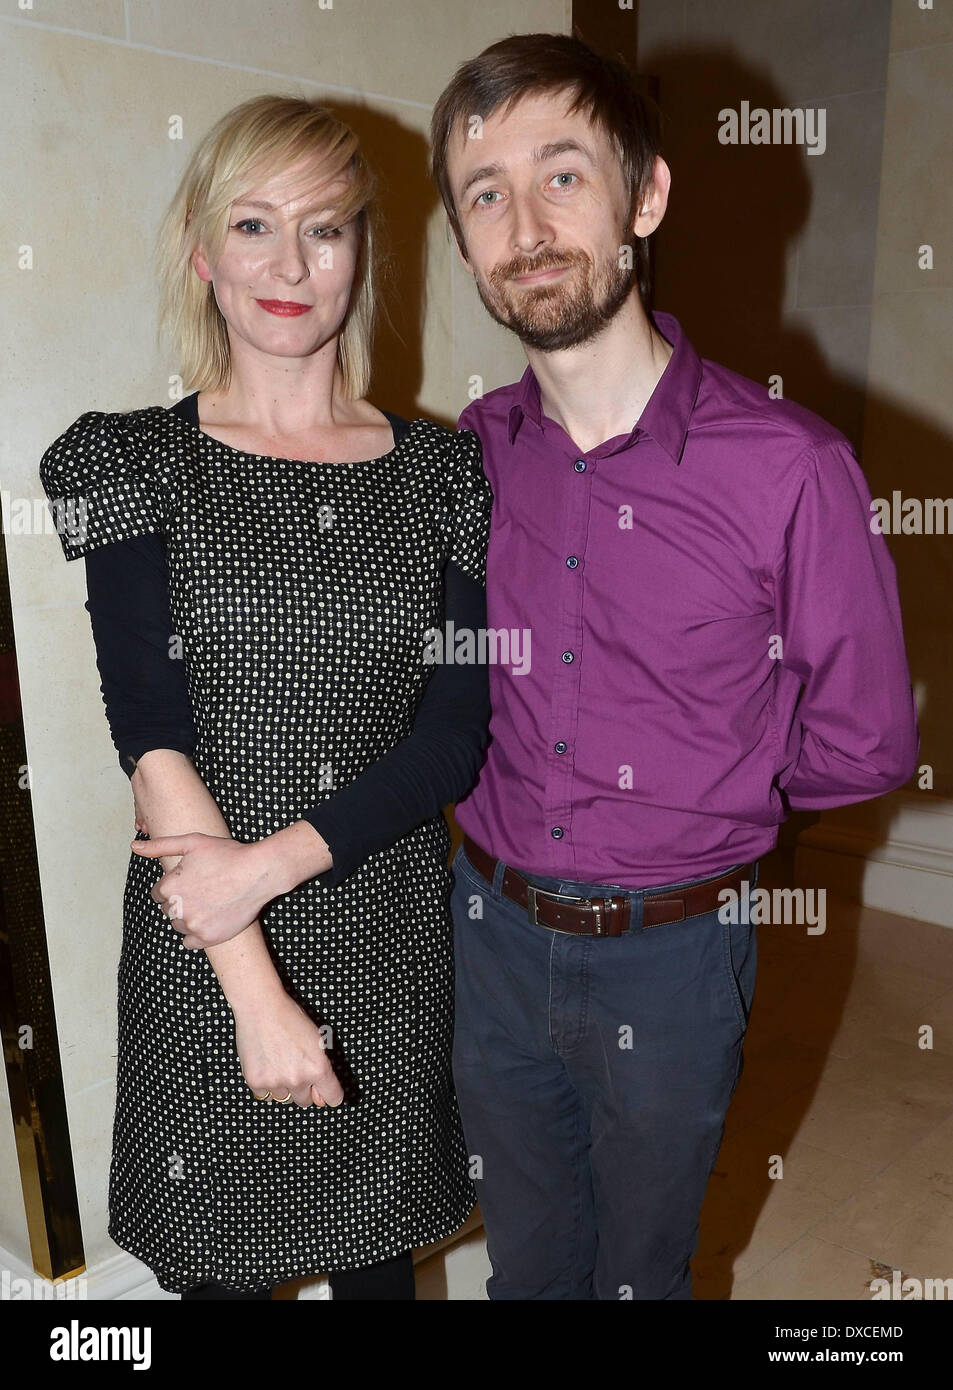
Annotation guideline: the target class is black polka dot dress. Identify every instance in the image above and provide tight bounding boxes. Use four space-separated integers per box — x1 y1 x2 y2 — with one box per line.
39 402 491 1293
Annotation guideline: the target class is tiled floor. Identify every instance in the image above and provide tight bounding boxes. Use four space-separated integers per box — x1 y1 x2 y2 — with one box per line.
694 849 953 1300
413 846 953 1300
55 856 952 1302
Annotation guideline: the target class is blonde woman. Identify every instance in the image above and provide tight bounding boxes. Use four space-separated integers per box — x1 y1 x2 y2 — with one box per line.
39 95 491 1300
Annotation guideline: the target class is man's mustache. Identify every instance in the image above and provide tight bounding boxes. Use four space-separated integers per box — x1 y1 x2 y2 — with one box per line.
491 250 590 284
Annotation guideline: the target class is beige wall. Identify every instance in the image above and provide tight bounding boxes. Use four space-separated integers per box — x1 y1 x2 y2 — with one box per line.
0 0 567 1286
797 0 953 920
861 1 953 799
628 0 951 919
632 0 893 462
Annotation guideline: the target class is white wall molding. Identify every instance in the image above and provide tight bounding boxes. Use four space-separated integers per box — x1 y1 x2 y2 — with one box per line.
0 1213 489 1301
795 791 953 927
0 1243 177 1302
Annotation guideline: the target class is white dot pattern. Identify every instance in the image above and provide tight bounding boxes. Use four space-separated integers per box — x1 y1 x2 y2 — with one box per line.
39 405 491 1293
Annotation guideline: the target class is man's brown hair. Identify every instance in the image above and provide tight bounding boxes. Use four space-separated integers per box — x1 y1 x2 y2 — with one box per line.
430 32 661 304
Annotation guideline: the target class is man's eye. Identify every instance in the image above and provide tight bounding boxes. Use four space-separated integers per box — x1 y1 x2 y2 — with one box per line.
551 173 578 188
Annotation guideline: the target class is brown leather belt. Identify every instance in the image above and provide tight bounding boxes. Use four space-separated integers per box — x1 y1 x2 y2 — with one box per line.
461 835 755 938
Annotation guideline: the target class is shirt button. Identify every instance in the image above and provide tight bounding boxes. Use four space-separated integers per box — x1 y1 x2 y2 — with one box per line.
554 741 567 754
551 826 564 839
566 555 579 569
573 459 587 473
561 650 574 663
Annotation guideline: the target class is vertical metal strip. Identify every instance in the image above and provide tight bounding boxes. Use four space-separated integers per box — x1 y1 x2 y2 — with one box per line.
0 530 85 1281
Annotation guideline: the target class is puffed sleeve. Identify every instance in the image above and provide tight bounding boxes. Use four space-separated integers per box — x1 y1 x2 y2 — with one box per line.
443 426 492 587
38 410 165 561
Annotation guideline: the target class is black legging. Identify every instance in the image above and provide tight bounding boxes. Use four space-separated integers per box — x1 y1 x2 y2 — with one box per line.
181 1250 415 1301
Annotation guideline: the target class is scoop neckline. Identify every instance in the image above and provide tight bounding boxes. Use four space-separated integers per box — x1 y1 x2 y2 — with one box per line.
157 397 419 469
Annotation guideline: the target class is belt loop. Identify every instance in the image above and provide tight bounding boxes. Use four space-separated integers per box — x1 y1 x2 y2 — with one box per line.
492 854 508 897
629 886 645 934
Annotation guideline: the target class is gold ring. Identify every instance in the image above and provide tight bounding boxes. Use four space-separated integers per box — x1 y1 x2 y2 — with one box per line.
272 1092 294 1103
250 1090 270 1101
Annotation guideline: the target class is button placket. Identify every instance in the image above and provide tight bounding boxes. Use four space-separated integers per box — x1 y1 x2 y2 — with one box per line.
544 453 592 866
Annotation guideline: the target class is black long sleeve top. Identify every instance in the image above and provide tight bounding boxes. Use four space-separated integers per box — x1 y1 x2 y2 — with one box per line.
81 399 490 889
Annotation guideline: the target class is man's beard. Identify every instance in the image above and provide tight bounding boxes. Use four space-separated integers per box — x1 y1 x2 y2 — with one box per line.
473 237 638 352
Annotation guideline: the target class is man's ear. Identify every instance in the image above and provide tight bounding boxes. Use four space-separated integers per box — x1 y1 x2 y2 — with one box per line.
631 155 672 239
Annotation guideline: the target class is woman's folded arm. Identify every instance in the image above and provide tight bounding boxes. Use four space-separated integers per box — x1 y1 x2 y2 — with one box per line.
301 557 490 886
82 536 490 893
84 536 293 1008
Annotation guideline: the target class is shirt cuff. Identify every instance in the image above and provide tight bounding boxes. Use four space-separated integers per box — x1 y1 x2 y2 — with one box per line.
118 739 195 779
299 806 362 888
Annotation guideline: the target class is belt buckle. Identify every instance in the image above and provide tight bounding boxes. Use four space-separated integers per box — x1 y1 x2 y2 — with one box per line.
526 883 586 929
526 884 612 936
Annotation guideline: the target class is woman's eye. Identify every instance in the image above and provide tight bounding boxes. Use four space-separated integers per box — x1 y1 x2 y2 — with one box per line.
551 173 578 189
232 220 343 238
474 190 501 206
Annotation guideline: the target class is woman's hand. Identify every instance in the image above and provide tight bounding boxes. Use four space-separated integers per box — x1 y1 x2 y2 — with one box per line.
234 990 345 1110
132 832 278 949
131 824 333 950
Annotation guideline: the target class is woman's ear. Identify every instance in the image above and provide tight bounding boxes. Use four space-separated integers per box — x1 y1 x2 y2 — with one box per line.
190 246 213 283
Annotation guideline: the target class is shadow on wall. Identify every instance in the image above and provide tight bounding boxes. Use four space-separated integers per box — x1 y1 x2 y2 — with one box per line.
344 34 950 1302
607 43 947 1299
328 102 443 428
630 47 948 804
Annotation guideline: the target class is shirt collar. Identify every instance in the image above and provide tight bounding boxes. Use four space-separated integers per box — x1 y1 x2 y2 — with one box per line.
506 310 703 465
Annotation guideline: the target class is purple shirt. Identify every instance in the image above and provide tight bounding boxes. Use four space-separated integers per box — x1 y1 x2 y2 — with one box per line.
453 310 919 888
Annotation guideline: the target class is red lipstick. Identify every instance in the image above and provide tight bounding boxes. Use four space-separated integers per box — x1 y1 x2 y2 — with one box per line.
255 300 312 316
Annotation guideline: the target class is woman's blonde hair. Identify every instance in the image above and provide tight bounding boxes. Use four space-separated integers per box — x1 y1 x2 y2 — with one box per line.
155 94 382 398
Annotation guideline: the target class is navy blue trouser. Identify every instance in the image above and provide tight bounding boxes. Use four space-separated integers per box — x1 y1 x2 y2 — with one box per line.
449 843 759 1301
